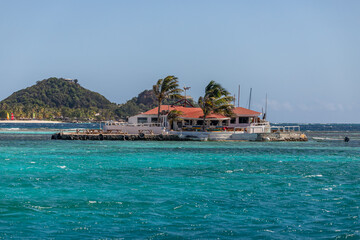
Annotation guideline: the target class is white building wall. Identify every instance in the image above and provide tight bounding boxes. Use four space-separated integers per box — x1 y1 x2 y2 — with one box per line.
104 124 167 134
128 114 156 124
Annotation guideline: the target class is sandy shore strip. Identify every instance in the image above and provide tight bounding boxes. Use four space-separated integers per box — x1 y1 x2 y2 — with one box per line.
0 120 64 124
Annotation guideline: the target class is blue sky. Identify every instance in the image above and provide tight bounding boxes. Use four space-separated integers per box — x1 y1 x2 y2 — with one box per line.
0 0 359 123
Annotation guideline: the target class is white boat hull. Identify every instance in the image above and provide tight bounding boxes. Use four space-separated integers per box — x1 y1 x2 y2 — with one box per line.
172 131 258 141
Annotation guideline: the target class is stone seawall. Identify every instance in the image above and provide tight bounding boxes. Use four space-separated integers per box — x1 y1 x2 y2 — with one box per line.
51 133 188 141
257 132 308 141
52 131 308 142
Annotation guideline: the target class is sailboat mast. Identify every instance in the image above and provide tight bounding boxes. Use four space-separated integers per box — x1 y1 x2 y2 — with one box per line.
248 88 252 109
265 93 268 120
237 85 240 107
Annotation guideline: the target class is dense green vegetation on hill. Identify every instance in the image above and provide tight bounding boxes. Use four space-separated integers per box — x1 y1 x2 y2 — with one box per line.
115 89 198 118
115 90 158 118
0 77 193 121
0 78 117 120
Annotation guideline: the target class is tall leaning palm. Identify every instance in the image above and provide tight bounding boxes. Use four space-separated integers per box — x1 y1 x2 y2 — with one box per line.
153 76 183 123
198 81 234 131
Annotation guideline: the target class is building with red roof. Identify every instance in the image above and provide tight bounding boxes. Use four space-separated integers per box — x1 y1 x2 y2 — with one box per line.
128 105 263 130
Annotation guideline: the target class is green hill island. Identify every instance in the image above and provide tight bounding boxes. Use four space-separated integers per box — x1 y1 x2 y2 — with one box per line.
0 77 167 122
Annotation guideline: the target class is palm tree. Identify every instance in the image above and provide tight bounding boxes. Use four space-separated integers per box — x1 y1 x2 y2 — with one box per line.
198 81 234 131
167 110 183 130
153 76 183 124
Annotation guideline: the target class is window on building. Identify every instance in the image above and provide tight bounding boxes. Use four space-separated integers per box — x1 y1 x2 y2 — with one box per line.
210 120 219 126
230 118 236 124
151 117 158 123
238 117 249 124
137 117 148 124
184 120 191 125
196 120 203 126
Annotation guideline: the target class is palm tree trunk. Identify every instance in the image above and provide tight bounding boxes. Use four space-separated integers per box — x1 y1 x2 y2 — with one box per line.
202 115 206 131
157 99 161 124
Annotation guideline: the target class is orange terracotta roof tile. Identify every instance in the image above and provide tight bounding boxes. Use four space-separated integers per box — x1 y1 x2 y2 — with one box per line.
142 105 260 119
232 107 261 116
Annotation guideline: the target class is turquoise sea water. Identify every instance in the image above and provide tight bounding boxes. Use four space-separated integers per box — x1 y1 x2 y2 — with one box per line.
0 124 359 239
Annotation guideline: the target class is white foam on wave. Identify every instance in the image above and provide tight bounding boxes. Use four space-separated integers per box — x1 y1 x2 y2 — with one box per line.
57 165 66 169
32 205 52 210
304 174 323 178
226 169 243 173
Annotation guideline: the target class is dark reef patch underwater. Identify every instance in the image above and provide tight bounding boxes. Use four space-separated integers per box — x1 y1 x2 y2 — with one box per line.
0 123 359 239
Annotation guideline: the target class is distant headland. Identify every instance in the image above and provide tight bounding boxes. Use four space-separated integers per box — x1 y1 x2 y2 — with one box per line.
0 77 173 122
0 120 63 124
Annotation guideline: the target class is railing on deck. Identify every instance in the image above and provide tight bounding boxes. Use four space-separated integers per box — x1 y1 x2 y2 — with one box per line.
233 125 267 134
104 122 162 127
271 126 300 133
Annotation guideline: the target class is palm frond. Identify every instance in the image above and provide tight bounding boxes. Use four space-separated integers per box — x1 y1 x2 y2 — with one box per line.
167 110 184 121
198 81 234 122
153 75 182 123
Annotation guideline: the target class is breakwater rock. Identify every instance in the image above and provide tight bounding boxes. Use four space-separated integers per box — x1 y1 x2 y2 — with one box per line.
257 132 308 141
